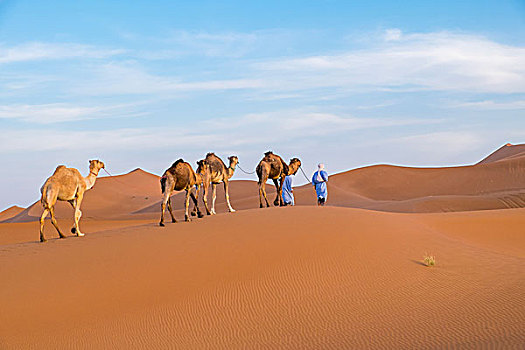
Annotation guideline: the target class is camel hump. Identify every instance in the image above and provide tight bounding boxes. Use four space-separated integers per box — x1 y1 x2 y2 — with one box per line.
52 165 67 175
170 159 185 168
206 153 227 173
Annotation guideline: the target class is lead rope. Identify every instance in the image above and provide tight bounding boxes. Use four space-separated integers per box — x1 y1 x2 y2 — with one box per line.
236 164 256 175
298 166 311 182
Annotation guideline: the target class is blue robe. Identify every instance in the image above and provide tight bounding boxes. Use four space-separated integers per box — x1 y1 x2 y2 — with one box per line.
312 170 328 199
281 175 294 205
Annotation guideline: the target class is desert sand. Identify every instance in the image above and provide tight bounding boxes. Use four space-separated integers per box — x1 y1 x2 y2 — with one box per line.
0 144 524 349
0 206 23 222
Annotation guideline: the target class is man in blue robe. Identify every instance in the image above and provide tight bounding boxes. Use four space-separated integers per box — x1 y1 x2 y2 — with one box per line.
281 174 295 206
312 163 328 206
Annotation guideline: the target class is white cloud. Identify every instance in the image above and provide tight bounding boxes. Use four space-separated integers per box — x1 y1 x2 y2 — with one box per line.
372 130 485 164
384 28 403 41
0 102 146 123
0 127 224 153
6 31 524 98
72 62 263 96
0 42 125 64
396 131 483 152
449 99 525 110
255 31 525 94
0 109 441 152
216 110 431 134
163 30 257 57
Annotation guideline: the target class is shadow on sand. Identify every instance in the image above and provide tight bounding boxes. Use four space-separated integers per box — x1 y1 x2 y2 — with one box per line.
410 259 428 267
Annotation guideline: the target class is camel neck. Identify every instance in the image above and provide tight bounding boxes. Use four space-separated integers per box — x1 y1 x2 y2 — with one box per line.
85 171 99 190
288 165 299 176
227 164 237 179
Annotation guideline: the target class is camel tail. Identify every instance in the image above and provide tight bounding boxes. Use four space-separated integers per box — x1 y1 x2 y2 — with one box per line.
40 183 56 208
256 164 262 184
160 175 167 194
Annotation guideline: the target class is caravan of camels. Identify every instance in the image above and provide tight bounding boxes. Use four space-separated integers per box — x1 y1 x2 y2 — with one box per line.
39 152 301 242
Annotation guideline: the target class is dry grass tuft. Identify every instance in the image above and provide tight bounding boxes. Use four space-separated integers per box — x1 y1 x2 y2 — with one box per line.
423 254 436 267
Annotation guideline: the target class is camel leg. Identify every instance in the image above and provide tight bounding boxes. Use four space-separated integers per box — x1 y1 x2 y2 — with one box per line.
73 208 84 237
202 184 211 215
273 178 281 206
72 194 85 237
49 207 65 239
39 208 49 242
278 176 285 206
68 199 79 236
260 182 270 208
224 181 235 212
190 185 198 216
258 183 263 208
210 183 217 215
167 197 177 223
190 190 204 218
184 189 192 222
159 191 170 226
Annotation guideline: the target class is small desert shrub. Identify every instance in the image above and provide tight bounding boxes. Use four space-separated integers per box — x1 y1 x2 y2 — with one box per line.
423 254 436 267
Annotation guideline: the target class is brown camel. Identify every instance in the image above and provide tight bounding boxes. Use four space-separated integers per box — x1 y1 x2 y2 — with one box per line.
159 159 206 226
256 151 301 208
39 159 105 242
190 159 211 216
199 153 238 215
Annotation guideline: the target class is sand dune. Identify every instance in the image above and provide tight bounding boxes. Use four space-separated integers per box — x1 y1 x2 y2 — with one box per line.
478 143 525 164
0 205 24 222
1 145 524 348
293 147 525 213
5 144 525 224
5 168 161 223
0 207 523 349
110 143 525 217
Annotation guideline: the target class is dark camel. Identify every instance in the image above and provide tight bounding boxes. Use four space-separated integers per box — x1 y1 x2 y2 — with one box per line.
256 151 301 208
159 159 206 226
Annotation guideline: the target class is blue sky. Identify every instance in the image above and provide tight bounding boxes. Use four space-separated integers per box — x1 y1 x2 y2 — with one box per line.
1 0 524 210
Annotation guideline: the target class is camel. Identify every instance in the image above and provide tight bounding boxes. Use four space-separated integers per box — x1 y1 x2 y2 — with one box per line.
39 159 105 242
198 153 238 215
256 151 301 208
159 159 206 226
190 159 211 216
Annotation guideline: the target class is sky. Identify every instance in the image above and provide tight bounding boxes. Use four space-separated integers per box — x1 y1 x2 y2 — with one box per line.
1 0 524 210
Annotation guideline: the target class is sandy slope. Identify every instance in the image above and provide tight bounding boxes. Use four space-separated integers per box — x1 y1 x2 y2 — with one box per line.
4 145 525 225
297 151 525 212
0 207 523 349
5 169 161 223
478 143 525 164
1 146 524 348
0 206 24 222
135 151 525 214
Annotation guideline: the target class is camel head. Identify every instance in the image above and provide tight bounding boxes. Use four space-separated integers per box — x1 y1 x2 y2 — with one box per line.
196 159 209 175
228 156 239 169
288 158 301 175
89 159 105 176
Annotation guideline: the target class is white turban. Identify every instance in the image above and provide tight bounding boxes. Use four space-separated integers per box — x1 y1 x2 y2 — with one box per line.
316 163 325 182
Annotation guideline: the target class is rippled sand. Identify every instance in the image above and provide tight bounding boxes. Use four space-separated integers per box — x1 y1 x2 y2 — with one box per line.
1 207 523 349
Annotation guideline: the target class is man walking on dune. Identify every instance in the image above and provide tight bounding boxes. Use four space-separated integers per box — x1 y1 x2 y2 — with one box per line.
282 174 295 206
312 163 328 206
